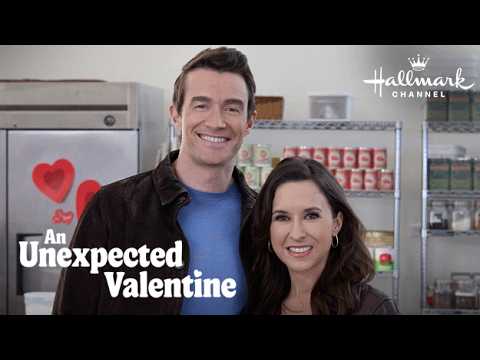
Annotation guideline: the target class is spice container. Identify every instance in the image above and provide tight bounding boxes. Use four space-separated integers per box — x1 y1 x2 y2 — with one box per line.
454 279 477 310
451 200 472 232
428 200 449 230
434 279 453 309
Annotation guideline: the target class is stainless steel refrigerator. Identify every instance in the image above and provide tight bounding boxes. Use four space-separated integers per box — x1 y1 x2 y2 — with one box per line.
0 81 167 314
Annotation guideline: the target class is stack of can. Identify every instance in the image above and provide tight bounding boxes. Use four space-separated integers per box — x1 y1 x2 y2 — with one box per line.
282 146 394 191
237 144 273 191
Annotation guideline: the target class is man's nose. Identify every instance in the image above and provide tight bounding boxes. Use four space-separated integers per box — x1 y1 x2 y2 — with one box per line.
205 106 226 129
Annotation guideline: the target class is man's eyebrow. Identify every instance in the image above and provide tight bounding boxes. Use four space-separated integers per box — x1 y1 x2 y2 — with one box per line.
190 96 211 103
224 98 245 106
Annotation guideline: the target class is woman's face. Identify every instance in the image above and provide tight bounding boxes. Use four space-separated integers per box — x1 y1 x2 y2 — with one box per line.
270 180 343 277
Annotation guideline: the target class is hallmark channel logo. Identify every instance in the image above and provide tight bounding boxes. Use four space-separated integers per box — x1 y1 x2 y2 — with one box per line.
363 54 475 98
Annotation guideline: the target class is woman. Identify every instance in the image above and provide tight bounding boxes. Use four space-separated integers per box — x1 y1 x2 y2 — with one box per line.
243 157 399 315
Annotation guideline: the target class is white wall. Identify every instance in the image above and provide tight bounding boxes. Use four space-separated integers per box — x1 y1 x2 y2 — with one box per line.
2 45 479 314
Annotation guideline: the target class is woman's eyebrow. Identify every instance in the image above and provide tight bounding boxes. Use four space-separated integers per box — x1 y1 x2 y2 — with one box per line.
304 207 322 212
272 210 288 215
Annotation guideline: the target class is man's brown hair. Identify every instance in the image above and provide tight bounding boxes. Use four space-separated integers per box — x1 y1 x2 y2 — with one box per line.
172 47 256 117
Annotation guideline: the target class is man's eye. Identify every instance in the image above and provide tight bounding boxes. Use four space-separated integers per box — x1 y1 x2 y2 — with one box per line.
194 104 207 110
305 212 320 220
225 106 241 113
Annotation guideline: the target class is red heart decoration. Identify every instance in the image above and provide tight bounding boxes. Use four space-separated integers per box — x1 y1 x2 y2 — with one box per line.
51 209 75 225
32 159 75 203
52 214 62 224
76 180 101 219
62 210 74 224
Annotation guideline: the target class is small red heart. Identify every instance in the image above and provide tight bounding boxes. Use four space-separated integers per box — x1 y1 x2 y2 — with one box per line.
52 214 62 224
32 159 75 203
76 180 101 219
62 211 74 225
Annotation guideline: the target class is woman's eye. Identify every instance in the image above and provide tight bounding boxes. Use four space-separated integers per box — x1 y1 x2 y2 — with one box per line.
305 212 320 220
273 215 289 222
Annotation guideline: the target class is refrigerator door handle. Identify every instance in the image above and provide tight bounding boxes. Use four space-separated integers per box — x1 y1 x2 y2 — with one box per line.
16 233 43 296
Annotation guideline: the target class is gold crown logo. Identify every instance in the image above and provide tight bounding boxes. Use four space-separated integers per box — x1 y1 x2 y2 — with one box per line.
408 54 429 71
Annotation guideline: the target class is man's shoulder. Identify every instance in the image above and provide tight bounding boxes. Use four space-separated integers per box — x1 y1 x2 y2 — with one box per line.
94 169 158 213
356 283 400 315
101 169 154 196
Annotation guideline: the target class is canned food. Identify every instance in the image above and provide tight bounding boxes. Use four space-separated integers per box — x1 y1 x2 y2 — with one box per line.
350 169 364 190
450 157 473 190
342 147 358 169
313 147 328 166
364 169 379 190
298 146 314 159
253 144 272 167
373 147 387 169
243 166 260 190
335 168 351 189
260 166 273 187
328 147 342 168
473 158 480 190
237 144 253 166
283 146 298 159
379 169 394 190
358 147 373 169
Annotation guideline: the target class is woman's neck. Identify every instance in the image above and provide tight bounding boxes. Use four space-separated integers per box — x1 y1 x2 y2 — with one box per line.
283 261 327 315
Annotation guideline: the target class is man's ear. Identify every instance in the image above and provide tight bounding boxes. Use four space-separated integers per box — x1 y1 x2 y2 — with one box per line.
169 104 182 131
244 110 256 136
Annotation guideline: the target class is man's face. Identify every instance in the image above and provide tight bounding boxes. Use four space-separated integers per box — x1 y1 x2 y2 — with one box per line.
170 68 255 168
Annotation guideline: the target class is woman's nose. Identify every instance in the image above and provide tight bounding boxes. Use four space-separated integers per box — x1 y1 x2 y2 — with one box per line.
289 219 307 241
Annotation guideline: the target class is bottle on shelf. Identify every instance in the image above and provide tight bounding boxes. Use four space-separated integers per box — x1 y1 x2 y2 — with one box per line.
428 200 449 230
451 200 472 232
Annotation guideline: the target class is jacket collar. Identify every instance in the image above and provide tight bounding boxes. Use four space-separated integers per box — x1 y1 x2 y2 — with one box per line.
153 150 257 207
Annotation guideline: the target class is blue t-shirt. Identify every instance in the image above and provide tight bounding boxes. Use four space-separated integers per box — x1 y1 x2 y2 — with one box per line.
178 182 246 315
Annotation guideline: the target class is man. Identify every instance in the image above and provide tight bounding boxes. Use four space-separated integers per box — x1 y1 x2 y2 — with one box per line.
53 47 257 314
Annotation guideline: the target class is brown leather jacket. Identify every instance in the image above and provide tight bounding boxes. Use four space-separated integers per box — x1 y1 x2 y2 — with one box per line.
52 150 257 315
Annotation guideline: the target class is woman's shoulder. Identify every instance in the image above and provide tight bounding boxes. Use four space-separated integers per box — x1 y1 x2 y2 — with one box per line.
353 283 400 315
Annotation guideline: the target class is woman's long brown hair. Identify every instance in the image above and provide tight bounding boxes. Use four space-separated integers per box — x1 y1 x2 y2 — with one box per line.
242 157 375 314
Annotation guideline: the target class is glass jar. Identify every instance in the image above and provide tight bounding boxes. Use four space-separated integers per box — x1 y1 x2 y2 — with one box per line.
428 200 449 230
433 279 453 309
473 200 480 231
454 279 477 310
451 200 472 232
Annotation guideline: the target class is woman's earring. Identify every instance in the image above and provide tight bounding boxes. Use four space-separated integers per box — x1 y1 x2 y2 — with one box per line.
268 241 273 253
332 234 339 249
